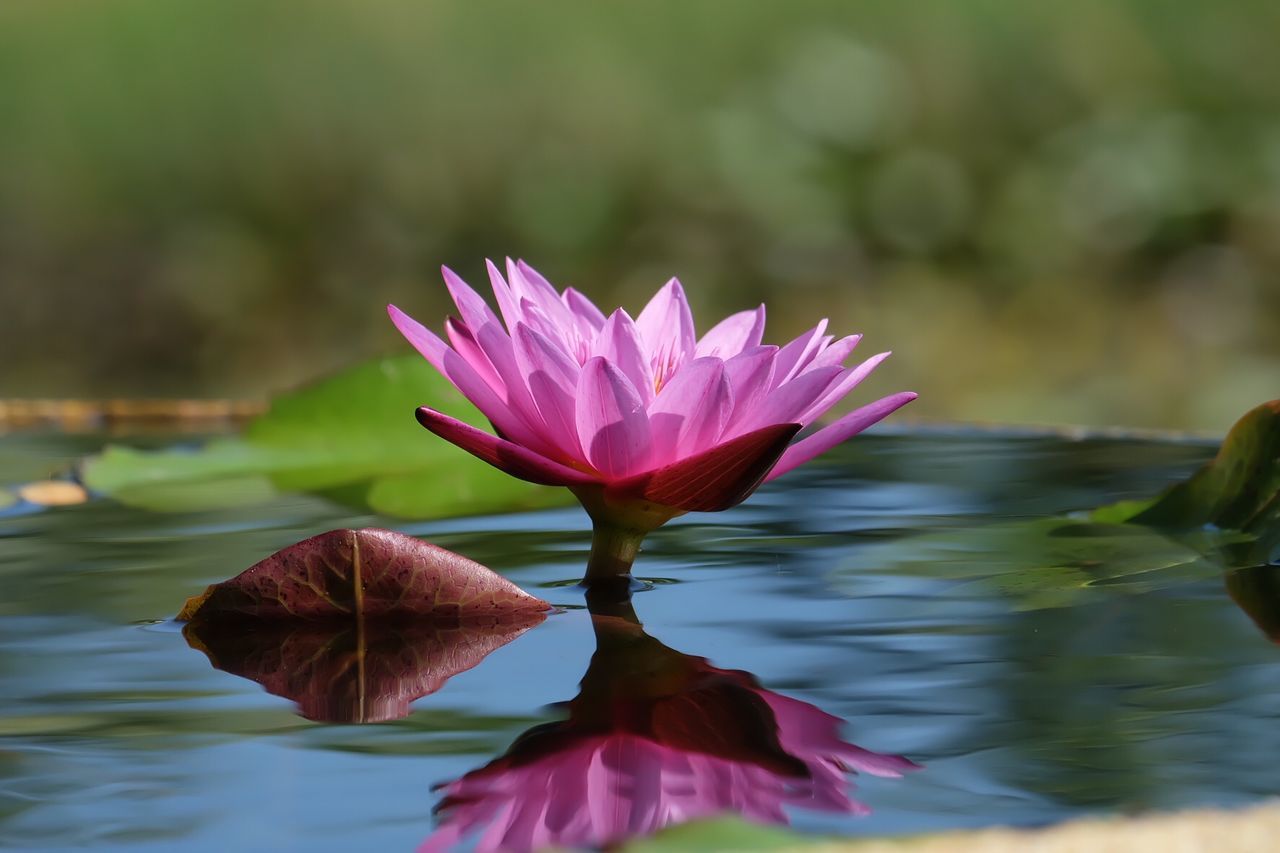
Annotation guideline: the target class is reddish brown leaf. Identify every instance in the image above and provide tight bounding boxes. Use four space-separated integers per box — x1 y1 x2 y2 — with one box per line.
608 423 801 512
184 614 542 722
177 528 550 623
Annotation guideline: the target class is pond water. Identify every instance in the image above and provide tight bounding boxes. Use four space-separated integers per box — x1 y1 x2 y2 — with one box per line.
1 429 1278 851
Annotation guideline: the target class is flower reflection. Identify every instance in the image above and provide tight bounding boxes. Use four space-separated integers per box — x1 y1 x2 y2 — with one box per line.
422 594 920 852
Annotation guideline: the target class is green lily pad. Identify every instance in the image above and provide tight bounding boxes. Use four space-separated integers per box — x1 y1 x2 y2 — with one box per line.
840 517 1229 611
1098 400 1280 534
838 400 1280 610
82 356 568 519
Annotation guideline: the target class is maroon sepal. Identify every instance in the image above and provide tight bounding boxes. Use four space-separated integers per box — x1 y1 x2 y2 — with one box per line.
609 423 801 512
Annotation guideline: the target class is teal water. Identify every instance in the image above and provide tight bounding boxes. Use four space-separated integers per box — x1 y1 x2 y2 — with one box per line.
1 430 1278 851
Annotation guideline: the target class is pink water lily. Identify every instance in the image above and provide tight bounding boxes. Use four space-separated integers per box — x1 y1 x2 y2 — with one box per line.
389 260 915 579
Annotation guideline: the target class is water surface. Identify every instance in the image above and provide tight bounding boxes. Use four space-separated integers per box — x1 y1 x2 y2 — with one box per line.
1 430 1278 851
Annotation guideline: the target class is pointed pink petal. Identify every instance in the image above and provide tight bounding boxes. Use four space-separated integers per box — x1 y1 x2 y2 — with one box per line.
764 391 917 482
563 287 606 331
609 422 801 511
441 266 503 335
737 365 842 434
414 407 596 486
444 318 505 395
772 319 830 387
647 357 733 464
486 259 522 332
514 323 585 460
797 351 891 426
468 313 562 458
807 334 862 371
722 346 777 432
576 357 653 478
592 309 655 406
635 278 696 389
511 259 575 330
695 305 766 359
387 305 540 449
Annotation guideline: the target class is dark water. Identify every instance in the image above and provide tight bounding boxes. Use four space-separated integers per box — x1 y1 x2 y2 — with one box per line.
1 430 1278 851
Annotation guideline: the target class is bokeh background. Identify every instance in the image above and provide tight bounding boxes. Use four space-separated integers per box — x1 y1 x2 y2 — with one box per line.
2 0 1277 430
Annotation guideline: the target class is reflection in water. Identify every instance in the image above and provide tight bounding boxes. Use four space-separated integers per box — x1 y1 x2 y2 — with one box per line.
1226 564 1280 644
421 591 920 852
183 614 543 722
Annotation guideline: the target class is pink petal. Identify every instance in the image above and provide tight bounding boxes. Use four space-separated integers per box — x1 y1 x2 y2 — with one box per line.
807 334 862 371
694 305 766 359
387 305 540 449
764 391 917 482
486 259 522 332
468 313 560 457
445 317 504 396
441 266 503 335
576 357 653 478
647 357 733 464
738 365 843 434
796 351 891 426
511 259 575 331
635 278 696 390
592 309 655 406
772 319 830 387
563 287 606 331
414 407 597 486
514 323 585 460
609 422 801 512
722 346 777 432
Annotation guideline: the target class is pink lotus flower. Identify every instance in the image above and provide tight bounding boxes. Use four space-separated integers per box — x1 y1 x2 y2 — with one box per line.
419 608 920 851
389 260 915 579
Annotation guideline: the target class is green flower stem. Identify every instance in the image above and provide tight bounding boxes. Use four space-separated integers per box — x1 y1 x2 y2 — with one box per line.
583 522 648 584
570 484 683 585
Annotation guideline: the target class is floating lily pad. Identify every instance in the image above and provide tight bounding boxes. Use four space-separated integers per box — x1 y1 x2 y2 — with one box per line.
178 527 551 623
82 356 568 518
1098 400 1280 534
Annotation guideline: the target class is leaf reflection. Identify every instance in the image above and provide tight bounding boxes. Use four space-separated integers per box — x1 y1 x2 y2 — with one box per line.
1226 564 1280 644
183 615 543 723
421 589 920 852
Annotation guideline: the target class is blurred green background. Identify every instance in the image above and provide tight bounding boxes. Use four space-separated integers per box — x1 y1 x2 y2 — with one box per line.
1 0 1276 430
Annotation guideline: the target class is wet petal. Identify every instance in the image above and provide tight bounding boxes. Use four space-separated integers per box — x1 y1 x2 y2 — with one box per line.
415 407 596 486
695 305 765 359
635 278 696 390
576 357 653 478
648 357 733 464
764 392 918 482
